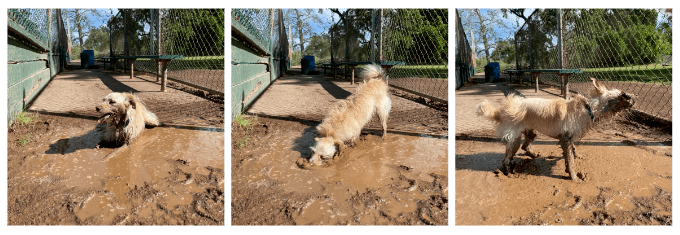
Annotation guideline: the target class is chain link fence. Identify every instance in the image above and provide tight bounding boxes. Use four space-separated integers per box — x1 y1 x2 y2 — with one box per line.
515 9 672 121
231 9 291 120
326 9 448 103
8 9 70 123
455 9 474 90
108 9 225 95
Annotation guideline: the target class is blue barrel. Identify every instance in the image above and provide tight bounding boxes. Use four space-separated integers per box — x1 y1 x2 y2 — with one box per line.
301 58 310 75
80 52 91 69
83 50 95 65
303 55 315 71
487 62 500 78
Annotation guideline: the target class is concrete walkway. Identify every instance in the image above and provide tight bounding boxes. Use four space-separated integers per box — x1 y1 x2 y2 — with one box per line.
455 74 567 134
247 71 429 121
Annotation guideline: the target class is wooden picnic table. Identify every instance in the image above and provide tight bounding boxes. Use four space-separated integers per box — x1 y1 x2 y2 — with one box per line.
508 69 583 99
322 61 405 85
101 55 183 92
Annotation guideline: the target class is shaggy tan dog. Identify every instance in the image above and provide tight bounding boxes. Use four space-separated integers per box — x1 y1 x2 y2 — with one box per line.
309 64 391 166
96 92 161 146
477 78 635 181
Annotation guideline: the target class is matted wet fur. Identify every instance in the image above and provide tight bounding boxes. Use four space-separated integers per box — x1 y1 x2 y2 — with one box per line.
308 64 391 166
477 78 636 181
96 92 161 147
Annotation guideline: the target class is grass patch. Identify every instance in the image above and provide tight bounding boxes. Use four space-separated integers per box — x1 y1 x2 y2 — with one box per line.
348 64 448 79
236 137 251 149
15 111 39 127
18 134 31 146
233 114 257 149
234 114 257 129
582 64 672 85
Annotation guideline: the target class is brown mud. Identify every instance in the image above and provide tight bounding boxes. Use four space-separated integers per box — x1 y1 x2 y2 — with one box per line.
232 115 448 225
7 113 224 225
455 115 672 225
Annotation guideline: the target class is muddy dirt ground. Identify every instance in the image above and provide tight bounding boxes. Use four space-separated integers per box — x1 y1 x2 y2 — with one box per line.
455 114 672 225
7 64 225 225
232 108 448 225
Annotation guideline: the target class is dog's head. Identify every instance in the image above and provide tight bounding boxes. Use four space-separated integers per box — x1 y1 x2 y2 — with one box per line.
589 78 636 119
96 92 137 124
310 137 344 166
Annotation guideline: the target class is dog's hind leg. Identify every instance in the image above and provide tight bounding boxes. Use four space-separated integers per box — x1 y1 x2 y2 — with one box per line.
376 95 391 139
521 129 539 158
503 132 522 175
559 136 580 181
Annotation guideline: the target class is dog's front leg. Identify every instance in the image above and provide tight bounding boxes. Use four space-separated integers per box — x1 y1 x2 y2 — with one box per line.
559 136 580 181
503 136 522 175
521 129 539 158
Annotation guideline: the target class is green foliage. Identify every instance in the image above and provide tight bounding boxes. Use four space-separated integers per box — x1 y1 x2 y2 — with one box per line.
19 134 32 147
490 38 515 65
236 137 250 148
383 9 448 65
564 9 671 68
15 111 38 126
233 114 257 129
475 57 487 72
161 9 224 57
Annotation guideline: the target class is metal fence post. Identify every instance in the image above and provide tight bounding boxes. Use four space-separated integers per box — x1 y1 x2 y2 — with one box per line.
370 9 375 63
528 18 533 69
378 9 383 62
557 9 563 69
269 9 275 82
47 9 53 77
157 9 162 82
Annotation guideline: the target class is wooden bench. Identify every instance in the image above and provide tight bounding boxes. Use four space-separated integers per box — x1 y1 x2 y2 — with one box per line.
96 57 117 69
320 63 342 78
509 69 583 99
101 55 183 92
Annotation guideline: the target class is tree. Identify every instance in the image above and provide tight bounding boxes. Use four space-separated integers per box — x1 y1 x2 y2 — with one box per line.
459 9 509 63
286 9 325 55
84 25 109 54
64 9 106 53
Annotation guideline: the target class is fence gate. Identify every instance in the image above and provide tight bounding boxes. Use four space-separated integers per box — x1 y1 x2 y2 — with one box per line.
231 9 290 121
7 9 69 124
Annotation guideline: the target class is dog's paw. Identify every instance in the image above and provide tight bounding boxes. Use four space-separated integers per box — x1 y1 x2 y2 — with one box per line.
296 158 312 169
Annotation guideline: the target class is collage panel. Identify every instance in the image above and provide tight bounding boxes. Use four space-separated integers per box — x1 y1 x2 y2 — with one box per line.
231 8 449 225
455 8 672 225
6 8 225 225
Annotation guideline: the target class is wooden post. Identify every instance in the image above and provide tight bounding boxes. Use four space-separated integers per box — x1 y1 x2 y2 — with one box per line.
532 72 540 92
160 59 169 92
156 59 161 82
350 65 355 85
128 59 135 79
519 72 523 86
560 73 570 99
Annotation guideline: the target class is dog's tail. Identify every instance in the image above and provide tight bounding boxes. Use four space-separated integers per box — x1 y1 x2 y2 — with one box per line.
362 63 386 81
477 100 503 123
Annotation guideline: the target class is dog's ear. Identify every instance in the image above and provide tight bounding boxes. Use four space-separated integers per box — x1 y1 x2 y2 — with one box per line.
124 94 137 109
590 77 607 94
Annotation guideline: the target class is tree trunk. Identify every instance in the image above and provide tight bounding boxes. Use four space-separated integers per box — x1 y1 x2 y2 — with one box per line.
474 9 491 63
295 9 305 54
76 9 83 52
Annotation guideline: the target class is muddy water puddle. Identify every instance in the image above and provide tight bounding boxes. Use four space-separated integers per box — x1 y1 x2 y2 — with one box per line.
234 129 448 225
456 138 672 225
18 126 224 224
